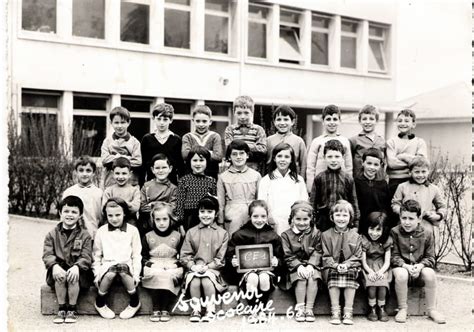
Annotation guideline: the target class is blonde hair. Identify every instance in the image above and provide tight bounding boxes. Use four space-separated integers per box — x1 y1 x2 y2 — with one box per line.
330 200 355 226
150 202 177 229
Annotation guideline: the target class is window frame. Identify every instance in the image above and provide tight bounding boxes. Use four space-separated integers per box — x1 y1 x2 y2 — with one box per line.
20 0 57 35
71 0 106 40
247 2 270 60
204 0 232 55
368 23 388 74
163 0 192 50
279 7 304 64
340 18 359 70
119 0 151 45
310 13 331 67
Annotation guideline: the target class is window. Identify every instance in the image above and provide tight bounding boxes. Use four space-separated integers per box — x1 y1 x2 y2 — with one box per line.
121 97 152 142
164 0 191 49
205 0 230 54
340 19 358 69
279 8 303 64
311 14 330 65
248 3 269 58
368 24 388 72
121 1 150 44
164 99 192 138
72 0 105 39
22 0 56 33
205 102 231 137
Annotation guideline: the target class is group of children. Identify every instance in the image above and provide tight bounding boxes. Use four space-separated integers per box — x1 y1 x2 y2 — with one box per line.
42 96 446 325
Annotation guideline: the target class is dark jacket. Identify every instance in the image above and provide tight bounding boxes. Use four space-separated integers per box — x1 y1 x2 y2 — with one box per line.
281 226 322 271
321 227 362 270
390 224 435 268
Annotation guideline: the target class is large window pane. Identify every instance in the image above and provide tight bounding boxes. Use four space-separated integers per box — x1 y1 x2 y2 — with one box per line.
170 119 191 138
121 2 149 44
369 40 385 71
165 9 190 48
22 93 58 108
128 118 150 142
205 103 230 116
20 113 58 156
341 36 356 68
311 32 328 65
166 101 191 115
205 15 229 53
73 116 106 157
73 96 107 110
22 0 56 33
73 0 105 39
248 22 266 58
205 0 229 12
121 99 151 113
279 28 301 62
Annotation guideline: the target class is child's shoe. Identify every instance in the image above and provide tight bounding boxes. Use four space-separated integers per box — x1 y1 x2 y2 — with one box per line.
394 308 407 323
305 309 316 322
377 305 389 322
367 305 377 321
95 303 116 319
295 305 306 322
428 310 446 324
160 310 171 322
189 310 201 322
329 306 341 325
64 310 77 323
53 310 66 324
342 307 354 325
150 311 161 322
119 302 141 319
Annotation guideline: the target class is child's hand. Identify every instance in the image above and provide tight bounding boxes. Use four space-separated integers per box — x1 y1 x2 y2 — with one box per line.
66 265 80 284
424 211 441 223
297 265 308 279
52 264 67 283
337 264 348 273
306 265 315 278
367 270 377 282
271 256 278 267
190 265 201 273
375 271 385 280
200 265 209 273
231 255 239 268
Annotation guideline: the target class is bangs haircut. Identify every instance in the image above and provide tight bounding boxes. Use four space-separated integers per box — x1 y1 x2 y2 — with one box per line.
397 109 416 122
151 153 171 167
152 103 174 119
409 156 430 171
322 104 341 119
74 156 97 172
330 200 355 227
248 199 269 217
323 139 345 156
358 104 379 121
273 105 296 120
150 202 177 229
102 197 131 222
268 143 299 182
233 95 254 113
365 211 390 244
192 105 212 118
362 148 384 163
112 156 132 170
59 195 84 215
187 145 211 167
225 139 250 160
109 106 131 122
400 199 422 217
198 195 219 213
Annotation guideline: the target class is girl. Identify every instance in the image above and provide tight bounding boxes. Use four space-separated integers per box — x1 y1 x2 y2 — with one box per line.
321 200 362 325
361 211 392 322
180 196 228 323
226 200 284 324
258 143 308 235
141 203 183 322
93 198 142 320
281 201 322 323
176 146 217 231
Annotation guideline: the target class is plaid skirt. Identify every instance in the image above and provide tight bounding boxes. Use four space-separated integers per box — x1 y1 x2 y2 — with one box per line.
327 269 359 289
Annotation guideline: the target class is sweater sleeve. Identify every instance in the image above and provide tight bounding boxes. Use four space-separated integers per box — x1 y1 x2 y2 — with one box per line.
306 139 319 192
175 179 186 223
181 134 193 160
217 175 226 225
129 137 142 167
173 136 186 178
347 178 360 228
321 233 338 269
432 185 447 219
298 138 307 179
390 229 405 267
131 228 142 282
42 231 57 270
100 137 116 168
387 138 408 170
391 184 404 215
139 184 149 213
129 187 141 214
419 231 435 268
342 234 362 269
416 138 428 158
179 231 195 269
211 133 223 162
224 126 233 150
342 138 353 174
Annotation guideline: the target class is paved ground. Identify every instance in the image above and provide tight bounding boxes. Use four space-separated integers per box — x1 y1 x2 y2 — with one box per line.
7 215 473 331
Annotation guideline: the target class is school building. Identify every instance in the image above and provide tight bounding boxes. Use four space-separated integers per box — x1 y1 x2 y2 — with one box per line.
6 0 471 162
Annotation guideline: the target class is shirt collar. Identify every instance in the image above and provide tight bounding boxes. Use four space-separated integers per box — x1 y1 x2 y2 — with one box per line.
108 222 128 232
112 132 131 141
399 224 423 236
236 123 253 129
398 132 415 139
60 223 78 233
155 178 171 186
323 133 340 137
198 222 218 229
334 227 349 235
272 170 290 178
229 166 248 173
409 178 430 187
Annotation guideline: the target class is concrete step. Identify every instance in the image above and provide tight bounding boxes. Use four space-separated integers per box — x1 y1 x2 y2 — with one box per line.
41 284 427 316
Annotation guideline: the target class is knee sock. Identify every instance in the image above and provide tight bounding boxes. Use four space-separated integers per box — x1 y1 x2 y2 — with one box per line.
96 290 107 308
68 304 77 312
368 298 376 307
59 304 67 311
128 288 140 307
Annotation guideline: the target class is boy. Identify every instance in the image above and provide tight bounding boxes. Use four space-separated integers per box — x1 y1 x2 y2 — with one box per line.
101 106 142 188
306 104 353 192
217 140 261 235
310 139 359 232
140 103 185 186
139 153 178 236
354 148 391 234
102 157 140 220
390 200 446 324
266 105 307 178
349 105 386 179
62 156 103 239
386 109 427 197
224 95 267 174
182 105 223 179
43 195 92 324
391 156 446 235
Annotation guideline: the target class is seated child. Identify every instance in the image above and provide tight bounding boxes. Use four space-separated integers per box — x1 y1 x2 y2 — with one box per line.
390 199 446 324
62 156 103 239
355 148 391 234
141 203 184 322
176 146 217 231
224 95 267 173
101 106 142 188
180 196 229 322
266 105 307 178
93 198 142 320
281 201 321 323
361 212 392 322
386 109 428 198
102 157 140 223
350 105 386 179
43 195 92 324
226 200 284 324
182 105 223 179
139 153 177 237
217 140 261 235
310 140 360 232
321 200 362 325
258 143 308 235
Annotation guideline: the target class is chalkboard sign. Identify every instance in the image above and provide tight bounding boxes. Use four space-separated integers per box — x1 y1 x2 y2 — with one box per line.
235 244 273 273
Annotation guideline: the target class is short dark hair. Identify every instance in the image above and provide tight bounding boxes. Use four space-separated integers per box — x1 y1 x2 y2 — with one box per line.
109 106 131 122
358 104 379 121
102 197 130 222
58 195 84 215
323 139 345 156
186 146 211 170
397 109 416 122
225 139 250 160
365 211 390 244
322 104 341 119
112 156 131 170
198 195 219 213
272 105 296 120
151 153 171 167
362 148 384 163
74 156 97 172
192 105 212 118
233 95 254 113
152 103 174 119
400 199 422 217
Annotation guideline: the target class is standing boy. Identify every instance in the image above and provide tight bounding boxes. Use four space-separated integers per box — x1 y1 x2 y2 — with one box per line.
306 104 352 192
224 95 267 174
101 106 142 188
266 105 307 178
386 109 427 198
182 105 223 179
390 200 446 324
63 156 103 239
349 105 386 179
310 140 359 232
43 195 92 324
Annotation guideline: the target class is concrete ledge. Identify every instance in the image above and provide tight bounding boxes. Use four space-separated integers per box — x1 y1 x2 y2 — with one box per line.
41 284 426 316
